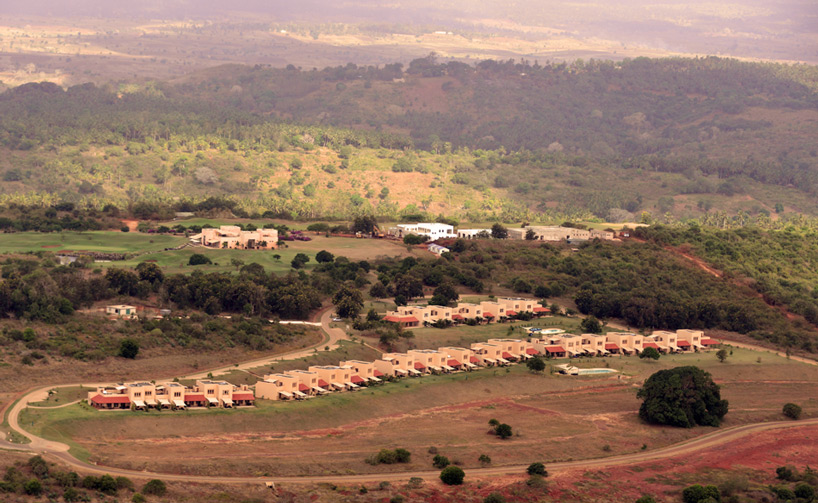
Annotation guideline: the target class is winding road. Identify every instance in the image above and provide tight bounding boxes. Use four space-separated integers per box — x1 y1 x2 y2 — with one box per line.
2 312 817 486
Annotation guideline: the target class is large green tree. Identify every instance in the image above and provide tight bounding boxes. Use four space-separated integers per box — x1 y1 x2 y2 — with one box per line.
638 367 728 427
332 283 364 319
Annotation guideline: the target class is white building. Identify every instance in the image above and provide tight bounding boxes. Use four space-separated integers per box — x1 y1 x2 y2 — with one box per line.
457 229 490 239
391 223 456 240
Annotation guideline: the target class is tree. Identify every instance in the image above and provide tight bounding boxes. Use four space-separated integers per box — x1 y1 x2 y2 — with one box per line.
142 479 167 496
403 233 426 245
682 484 720 503
795 483 815 501
580 315 603 334
432 454 450 468
716 348 728 363
782 402 802 420
638 367 728 427
484 493 506 503
439 466 465 485
491 223 508 239
332 284 364 319
291 253 310 269
119 338 139 359
230 258 245 272
525 228 537 240
352 215 377 234
188 253 212 266
527 462 547 476
526 356 546 372
135 262 164 285
478 454 491 465
315 250 334 263
430 284 459 306
639 347 661 360
495 423 513 439
369 282 388 298
23 479 42 496
534 285 550 298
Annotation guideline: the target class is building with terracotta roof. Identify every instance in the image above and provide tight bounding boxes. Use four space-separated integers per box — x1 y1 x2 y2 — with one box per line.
308 365 356 391
438 347 478 370
198 225 278 250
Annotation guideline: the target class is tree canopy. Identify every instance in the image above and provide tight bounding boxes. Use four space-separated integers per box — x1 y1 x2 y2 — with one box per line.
637 366 728 427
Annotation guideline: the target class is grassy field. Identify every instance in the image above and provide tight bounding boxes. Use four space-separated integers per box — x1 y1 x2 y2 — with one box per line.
29 386 89 407
0 231 186 254
19 346 817 476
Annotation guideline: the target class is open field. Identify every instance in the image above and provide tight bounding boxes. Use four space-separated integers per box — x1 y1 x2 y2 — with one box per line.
0 231 186 254
28 386 89 407
19 347 817 477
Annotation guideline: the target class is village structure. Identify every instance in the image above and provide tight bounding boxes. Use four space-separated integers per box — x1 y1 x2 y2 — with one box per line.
382 297 549 327
391 223 615 242
190 225 278 249
88 323 718 410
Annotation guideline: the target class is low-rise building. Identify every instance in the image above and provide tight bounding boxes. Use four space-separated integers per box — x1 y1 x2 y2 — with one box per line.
675 329 705 350
646 331 679 353
308 365 356 391
439 347 479 369
390 223 456 240
106 305 136 318
427 244 450 255
498 297 537 316
378 353 420 376
198 225 278 250
479 301 507 319
408 349 451 373
580 333 608 355
284 369 324 396
487 339 530 361
455 303 484 322
457 229 489 239
256 373 305 401
340 360 382 384
470 342 509 365
605 332 645 355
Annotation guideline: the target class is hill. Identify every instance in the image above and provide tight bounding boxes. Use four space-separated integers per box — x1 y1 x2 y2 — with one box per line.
1 57 817 223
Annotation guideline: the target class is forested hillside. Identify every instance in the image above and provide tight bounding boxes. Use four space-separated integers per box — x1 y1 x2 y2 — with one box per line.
1 57 817 222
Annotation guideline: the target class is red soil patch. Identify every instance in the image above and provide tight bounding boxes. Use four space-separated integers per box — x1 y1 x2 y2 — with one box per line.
121 219 139 231
552 424 818 502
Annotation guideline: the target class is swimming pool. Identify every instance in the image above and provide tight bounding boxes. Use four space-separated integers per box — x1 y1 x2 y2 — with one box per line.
576 368 618 375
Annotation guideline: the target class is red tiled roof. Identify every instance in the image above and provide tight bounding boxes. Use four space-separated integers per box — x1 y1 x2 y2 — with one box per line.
483 312 494 318
185 394 206 402
298 383 310 392
526 347 539 355
414 361 426 369
318 379 329 387
604 343 619 350
447 359 461 367
502 351 514 359
506 310 518 316
233 393 254 401
351 375 365 384
90 394 131 404
677 340 691 347
469 356 479 364
451 314 464 320
545 346 565 353
533 307 550 313
701 339 719 345
642 342 660 349
373 370 384 377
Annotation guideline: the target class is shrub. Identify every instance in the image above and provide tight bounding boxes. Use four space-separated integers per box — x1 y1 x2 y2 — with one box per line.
63 487 81 502
98 474 118 495
794 483 815 501
23 479 42 496
132 494 147 503
635 496 657 503
718 474 748 496
782 403 802 420
407 477 424 489
771 486 795 501
394 448 411 463
527 462 547 476
142 479 167 496
776 466 797 481
119 338 140 359
188 253 212 265
495 423 513 439
526 356 546 372
432 455 450 469
403 234 426 245
390 496 405 503
439 466 465 485
639 347 661 360
484 493 506 503
478 454 492 465
682 484 721 503
116 476 134 490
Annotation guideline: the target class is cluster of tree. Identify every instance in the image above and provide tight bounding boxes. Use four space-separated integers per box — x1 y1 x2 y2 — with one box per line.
636 225 818 345
365 448 411 465
0 455 164 501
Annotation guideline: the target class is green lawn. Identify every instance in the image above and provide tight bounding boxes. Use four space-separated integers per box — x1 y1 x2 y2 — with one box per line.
0 231 186 254
29 386 89 407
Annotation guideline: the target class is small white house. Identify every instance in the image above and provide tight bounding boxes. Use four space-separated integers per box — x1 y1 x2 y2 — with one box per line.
428 244 450 255
392 223 455 240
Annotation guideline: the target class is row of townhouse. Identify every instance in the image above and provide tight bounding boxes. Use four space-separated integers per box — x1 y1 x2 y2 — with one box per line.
383 297 550 327
87 380 256 410
525 328 719 358
189 225 279 250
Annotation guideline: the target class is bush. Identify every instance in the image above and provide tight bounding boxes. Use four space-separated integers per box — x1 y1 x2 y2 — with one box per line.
439 466 465 485
478 454 492 465
63 487 81 502
188 253 212 265
23 479 42 496
142 479 167 496
527 462 547 476
407 477 424 489
526 356 546 372
116 476 134 490
132 494 147 503
771 486 795 501
484 493 506 503
373 448 411 464
119 338 140 359
390 496 405 503
682 484 721 503
795 483 815 501
495 423 513 439
98 474 118 495
639 347 661 360
635 496 657 503
776 466 797 481
403 234 427 245
394 448 411 463
782 402 802 420
638 366 728 427
432 455 450 469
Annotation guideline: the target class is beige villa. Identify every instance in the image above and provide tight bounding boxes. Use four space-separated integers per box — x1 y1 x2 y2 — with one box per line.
308 365 356 391
340 360 383 383
196 225 278 250
408 349 452 373
88 380 254 409
256 373 306 400
470 342 510 366
439 347 480 369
